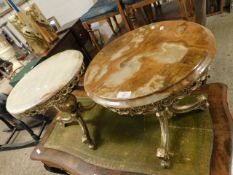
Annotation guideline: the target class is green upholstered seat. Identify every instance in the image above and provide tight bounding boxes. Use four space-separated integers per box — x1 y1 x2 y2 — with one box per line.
45 96 213 175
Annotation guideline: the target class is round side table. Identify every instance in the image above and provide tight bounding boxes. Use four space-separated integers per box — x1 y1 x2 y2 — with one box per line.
84 20 216 167
6 50 94 149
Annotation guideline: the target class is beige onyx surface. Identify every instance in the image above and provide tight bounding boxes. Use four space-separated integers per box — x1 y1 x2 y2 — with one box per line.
6 50 83 116
84 20 216 108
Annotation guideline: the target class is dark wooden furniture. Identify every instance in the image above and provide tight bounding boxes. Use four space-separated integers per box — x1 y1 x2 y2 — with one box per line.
194 0 206 25
178 0 195 20
116 0 161 31
116 0 207 32
80 0 120 50
31 83 233 175
206 0 224 16
49 19 98 67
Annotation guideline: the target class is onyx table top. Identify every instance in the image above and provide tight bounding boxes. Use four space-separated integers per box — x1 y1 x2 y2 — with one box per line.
84 20 216 108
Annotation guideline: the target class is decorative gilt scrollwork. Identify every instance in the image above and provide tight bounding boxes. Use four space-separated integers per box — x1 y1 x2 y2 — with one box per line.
108 71 209 116
106 71 210 168
19 64 85 118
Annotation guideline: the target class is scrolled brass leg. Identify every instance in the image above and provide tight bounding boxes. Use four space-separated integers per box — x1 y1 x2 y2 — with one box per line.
171 94 209 114
156 108 173 168
75 113 95 149
57 94 95 149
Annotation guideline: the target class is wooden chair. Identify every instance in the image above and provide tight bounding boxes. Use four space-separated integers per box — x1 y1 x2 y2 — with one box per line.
80 0 121 50
0 93 49 151
116 0 161 31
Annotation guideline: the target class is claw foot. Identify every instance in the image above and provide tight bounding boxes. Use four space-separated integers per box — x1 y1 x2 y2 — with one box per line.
82 136 95 149
161 159 171 169
156 148 172 168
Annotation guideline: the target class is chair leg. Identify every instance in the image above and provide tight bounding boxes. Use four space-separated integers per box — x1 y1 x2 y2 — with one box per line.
154 1 162 17
138 8 150 24
178 0 189 19
143 4 154 23
106 17 117 35
188 0 195 18
82 22 101 50
0 113 47 151
0 117 14 130
115 0 131 31
4 113 40 141
112 16 120 32
128 8 139 29
156 0 161 8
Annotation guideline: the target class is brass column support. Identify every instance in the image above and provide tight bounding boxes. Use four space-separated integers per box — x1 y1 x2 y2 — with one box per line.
57 94 95 149
156 108 172 168
155 94 209 168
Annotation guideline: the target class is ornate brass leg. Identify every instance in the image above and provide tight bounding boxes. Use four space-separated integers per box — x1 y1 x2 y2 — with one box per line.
171 94 209 114
76 114 95 149
57 94 95 149
155 94 209 168
156 108 173 168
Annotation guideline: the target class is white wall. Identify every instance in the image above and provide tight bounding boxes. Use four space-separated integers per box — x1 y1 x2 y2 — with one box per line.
0 0 115 45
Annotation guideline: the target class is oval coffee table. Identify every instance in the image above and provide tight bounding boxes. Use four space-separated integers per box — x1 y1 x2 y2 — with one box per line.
6 50 94 148
84 20 216 167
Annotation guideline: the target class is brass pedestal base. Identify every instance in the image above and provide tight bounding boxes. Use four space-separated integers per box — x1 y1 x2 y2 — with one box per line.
57 94 95 149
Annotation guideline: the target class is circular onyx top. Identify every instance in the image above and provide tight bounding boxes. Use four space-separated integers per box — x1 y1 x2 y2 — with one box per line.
7 50 83 116
84 20 216 108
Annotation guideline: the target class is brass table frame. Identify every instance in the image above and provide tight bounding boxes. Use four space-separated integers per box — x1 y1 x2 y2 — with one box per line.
17 64 95 149
30 83 233 175
107 71 209 168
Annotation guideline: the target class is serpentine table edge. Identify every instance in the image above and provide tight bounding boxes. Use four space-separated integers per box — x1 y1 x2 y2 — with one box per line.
30 83 233 175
